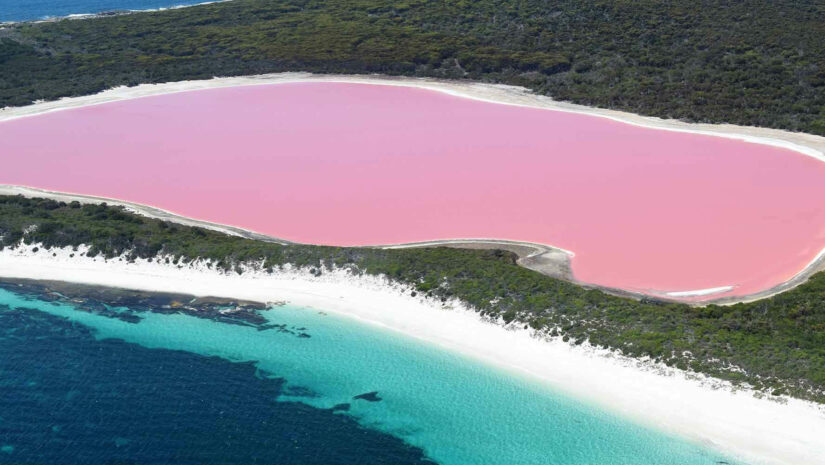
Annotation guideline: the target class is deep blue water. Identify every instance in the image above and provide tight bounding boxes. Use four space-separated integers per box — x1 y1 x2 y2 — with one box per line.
0 299 434 464
0 282 747 465
0 0 209 22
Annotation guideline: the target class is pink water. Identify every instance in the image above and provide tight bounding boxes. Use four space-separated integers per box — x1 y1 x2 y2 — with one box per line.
3 83 825 299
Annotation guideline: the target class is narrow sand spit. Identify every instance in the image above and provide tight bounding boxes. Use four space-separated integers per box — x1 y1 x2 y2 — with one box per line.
0 246 824 465
0 184 290 244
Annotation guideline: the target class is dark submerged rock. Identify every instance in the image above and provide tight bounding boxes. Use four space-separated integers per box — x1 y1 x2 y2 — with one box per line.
353 391 382 402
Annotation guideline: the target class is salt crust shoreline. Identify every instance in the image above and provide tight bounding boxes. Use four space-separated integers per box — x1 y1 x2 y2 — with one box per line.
1 246 823 465
3 72 824 164
2 72 825 303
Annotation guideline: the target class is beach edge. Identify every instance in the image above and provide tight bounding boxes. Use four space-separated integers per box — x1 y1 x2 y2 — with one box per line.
0 245 824 465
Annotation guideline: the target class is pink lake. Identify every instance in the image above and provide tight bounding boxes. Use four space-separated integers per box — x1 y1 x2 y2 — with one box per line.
3 82 825 299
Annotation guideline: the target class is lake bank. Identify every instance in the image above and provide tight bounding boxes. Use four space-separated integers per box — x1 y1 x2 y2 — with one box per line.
3 73 823 162
2 74 825 301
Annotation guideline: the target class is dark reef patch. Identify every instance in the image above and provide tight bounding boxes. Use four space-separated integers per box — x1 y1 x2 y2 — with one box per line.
0 289 437 465
331 403 352 412
0 279 308 337
354 391 383 402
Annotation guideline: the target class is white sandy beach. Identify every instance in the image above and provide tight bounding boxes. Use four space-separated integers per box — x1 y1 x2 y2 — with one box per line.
1 245 823 465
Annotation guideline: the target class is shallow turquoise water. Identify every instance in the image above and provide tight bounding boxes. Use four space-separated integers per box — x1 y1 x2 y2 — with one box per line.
0 286 745 465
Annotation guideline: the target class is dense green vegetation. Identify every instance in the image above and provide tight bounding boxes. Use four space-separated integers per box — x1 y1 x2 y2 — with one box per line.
2 195 824 403
1 0 825 134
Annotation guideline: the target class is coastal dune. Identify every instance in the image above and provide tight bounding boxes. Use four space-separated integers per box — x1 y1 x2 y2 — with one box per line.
0 245 824 465
2 74 825 302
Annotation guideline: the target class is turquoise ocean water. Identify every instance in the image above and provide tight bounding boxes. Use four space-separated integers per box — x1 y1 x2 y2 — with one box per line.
0 284 746 465
0 0 208 22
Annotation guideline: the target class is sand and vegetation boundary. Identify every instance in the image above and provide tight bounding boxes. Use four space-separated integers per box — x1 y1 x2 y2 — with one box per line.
2 230 825 465
2 195 825 407
0 185 290 244
2 2 825 463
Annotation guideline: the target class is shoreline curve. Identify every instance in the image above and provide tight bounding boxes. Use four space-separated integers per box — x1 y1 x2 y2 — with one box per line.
2 72 825 303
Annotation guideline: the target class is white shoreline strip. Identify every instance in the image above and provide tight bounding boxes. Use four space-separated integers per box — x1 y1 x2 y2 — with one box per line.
379 238 576 257
0 184 289 243
1 246 824 465
666 286 734 298
3 72 824 164
805 247 825 274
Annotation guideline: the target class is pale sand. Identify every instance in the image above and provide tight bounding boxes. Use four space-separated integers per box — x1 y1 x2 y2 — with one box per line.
665 285 734 298
0 184 290 244
0 245 824 465
2 73 825 304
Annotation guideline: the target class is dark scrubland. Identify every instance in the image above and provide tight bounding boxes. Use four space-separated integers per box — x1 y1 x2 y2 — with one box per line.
2 195 824 403
1 0 825 134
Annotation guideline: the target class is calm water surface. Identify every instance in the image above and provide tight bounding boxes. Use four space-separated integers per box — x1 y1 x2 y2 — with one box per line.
0 284 745 465
4 83 825 298
0 0 208 21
